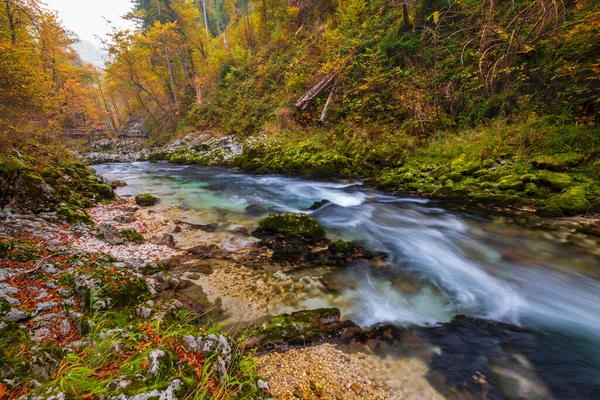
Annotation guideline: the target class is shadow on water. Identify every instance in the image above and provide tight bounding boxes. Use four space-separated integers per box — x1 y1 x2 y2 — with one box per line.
93 162 600 399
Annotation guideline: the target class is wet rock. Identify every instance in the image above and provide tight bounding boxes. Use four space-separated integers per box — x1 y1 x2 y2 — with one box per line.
245 204 269 216
110 179 128 188
187 222 219 232
157 233 176 248
185 244 223 258
233 227 250 236
135 193 158 206
307 199 331 211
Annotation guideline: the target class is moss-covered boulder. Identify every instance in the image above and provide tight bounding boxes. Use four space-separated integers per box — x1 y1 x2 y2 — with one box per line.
121 228 145 244
538 186 591 217
451 154 481 175
531 153 584 172
135 193 159 206
497 177 525 191
256 212 325 239
0 154 114 219
537 171 573 191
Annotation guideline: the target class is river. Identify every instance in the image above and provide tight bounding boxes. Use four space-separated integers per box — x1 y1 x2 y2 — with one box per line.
93 162 600 399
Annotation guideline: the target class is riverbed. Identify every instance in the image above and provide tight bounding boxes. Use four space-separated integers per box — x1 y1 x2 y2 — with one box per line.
93 162 600 399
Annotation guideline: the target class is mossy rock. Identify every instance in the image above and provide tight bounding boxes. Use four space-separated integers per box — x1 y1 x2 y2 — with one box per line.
135 193 159 206
431 165 450 179
257 213 325 239
59 206 94 225
447 172 463 182
497 177 525 191
482 159 495 168
531 153 584 172
473 169 490 179
537 171 573 191
451 154 481 175
244 308 349 349
542 186 591 216
121 229 145 244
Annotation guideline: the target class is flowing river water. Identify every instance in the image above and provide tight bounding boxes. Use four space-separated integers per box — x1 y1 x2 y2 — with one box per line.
93 162 600 399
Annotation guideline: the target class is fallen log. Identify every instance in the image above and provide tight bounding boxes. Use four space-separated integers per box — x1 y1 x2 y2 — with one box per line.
295 73 336 111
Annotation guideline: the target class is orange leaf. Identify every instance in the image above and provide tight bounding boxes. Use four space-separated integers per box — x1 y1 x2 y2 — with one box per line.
141 359 149 369
0 383 7 399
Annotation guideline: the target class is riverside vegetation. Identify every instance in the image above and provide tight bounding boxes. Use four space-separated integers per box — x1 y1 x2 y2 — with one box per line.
96 0 598 217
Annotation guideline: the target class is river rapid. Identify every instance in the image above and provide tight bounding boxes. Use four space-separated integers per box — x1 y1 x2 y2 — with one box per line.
93 162 600 399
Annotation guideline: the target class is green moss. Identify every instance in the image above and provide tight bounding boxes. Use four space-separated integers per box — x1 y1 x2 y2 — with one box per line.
0 297 11 313
244 308 342 345
59 206 94 225
537 171 574 190
482 159 495 168
545 186 591 216
447 171 463 182
531 153 584 171
328 240 361 255
497 177 525 191
451 154 481 175
135 193 158 206
258 212 325 239
120 229 145 244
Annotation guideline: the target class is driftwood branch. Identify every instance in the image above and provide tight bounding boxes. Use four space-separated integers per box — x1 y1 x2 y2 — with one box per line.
295 73 336 111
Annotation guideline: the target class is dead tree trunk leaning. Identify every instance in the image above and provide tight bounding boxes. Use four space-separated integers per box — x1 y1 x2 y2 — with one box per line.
295 73 336 111
318 83 336 125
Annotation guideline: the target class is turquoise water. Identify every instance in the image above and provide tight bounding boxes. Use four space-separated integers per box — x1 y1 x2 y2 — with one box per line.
94 162 600 398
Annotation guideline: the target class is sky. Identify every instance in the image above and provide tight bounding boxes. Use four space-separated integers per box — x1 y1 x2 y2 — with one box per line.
44 0 136 46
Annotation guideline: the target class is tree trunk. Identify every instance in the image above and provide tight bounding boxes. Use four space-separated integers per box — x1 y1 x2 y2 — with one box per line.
245 0 253 49
201 0 209 36
318 84 335 124
295 73 336 111
5 0 17 44
402 4 410 27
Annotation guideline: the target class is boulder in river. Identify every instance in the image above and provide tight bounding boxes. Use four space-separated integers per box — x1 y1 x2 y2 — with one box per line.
255 212 325 240
307 199 331 211
135 193 158 206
